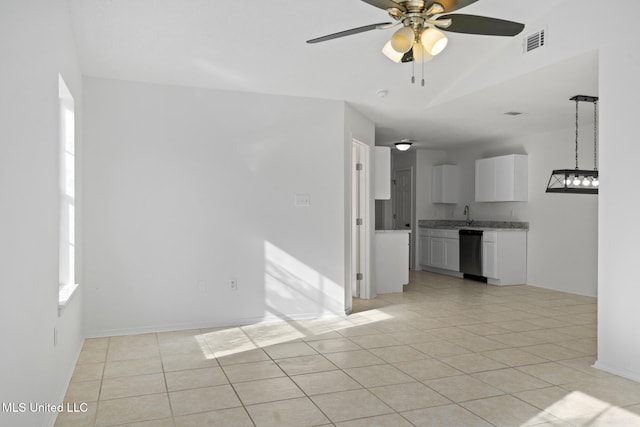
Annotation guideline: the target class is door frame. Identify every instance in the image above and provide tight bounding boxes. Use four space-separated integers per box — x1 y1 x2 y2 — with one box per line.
351 139 372 301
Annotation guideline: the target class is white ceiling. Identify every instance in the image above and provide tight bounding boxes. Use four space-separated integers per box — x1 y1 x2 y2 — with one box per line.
68 0 598 149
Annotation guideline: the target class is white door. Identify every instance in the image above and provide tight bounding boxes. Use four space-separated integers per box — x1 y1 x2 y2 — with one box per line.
394 169 412 230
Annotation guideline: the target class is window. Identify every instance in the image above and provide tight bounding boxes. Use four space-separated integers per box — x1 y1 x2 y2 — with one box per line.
58 74 77 310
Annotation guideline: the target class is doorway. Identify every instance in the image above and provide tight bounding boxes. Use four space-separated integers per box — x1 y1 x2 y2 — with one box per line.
394 168 414 268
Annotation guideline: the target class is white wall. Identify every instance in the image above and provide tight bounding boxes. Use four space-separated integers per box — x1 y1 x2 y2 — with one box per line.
83 77 353 336
427 126 598 297
595 35 640 381
0 1 84 426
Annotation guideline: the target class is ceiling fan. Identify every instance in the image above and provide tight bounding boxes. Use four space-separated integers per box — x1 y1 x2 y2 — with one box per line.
307 0 525 64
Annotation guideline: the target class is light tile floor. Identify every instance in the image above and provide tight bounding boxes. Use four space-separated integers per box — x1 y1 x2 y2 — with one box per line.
56 271 640 426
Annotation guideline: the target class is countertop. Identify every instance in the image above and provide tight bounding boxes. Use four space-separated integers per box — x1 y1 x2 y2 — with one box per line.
418 219 529 231
375 229 412 233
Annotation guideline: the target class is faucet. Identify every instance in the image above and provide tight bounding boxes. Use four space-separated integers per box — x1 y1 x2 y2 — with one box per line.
463 205 473 226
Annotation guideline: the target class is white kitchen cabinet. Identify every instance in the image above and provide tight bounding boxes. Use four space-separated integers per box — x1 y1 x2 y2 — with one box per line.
420 228 461 275
375 230 409 293
418 229 430 266
475 154 528 202
429 237 445 268
432 164 458 204
482 230 527 285
374 147 391 200
444 238 460 271
482 232 498 279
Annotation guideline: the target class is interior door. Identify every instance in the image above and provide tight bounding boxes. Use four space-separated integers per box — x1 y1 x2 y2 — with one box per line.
394 169 412 230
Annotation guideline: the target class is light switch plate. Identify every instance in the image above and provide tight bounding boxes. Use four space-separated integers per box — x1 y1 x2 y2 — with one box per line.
294 193 311 207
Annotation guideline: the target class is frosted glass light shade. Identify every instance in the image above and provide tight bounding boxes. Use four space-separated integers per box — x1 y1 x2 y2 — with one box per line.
395 141 412 151
412 42 434 63
382 40 404 63
391 26 415 53
420 27 448 56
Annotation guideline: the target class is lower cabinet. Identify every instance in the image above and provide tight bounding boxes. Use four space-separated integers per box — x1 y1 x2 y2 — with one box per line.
482 239 498 279
375 231 410 293
420 227 527 285
482 231 527 285
419 228 460 274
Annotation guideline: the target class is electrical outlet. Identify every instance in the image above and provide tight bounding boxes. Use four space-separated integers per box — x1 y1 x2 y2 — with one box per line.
230 278 238 291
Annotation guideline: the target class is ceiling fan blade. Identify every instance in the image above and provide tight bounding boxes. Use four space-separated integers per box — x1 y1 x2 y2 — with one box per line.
360 0 406 12
425 0 478 13
306 22 393 44
437 14 525 36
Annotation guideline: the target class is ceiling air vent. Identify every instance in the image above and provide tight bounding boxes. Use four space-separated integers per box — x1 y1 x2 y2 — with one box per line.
523 28 546 53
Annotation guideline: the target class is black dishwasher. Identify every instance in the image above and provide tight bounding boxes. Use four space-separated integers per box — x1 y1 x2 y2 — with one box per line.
459 229 484 279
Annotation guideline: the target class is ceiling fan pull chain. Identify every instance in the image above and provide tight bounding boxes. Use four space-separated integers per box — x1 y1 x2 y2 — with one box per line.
421 58 425 87
411 59 415 84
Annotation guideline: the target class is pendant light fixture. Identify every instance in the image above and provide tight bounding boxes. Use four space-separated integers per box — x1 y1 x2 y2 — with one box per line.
394 139 413 151
546 95 599 194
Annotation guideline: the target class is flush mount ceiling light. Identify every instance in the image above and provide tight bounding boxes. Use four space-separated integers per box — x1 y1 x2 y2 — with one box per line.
307 1 525 86
546 95 599 195
394 139 414 151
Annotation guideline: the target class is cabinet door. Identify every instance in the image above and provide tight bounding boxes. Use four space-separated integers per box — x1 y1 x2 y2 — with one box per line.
443 238 460 271
494 155 515 201
430 238 445 268
419 234 430 266
475 158 495 202
432 166 444 203
374 147 391 200
483 241 498 279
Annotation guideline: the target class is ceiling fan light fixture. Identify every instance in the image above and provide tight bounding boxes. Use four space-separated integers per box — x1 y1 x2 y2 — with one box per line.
411 42 433 63
382 40 404 62
420 27 448 56
395 140 413 151
390 26 415 53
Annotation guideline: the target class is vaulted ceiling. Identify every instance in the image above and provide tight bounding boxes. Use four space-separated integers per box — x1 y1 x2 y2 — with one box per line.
68 0 598 148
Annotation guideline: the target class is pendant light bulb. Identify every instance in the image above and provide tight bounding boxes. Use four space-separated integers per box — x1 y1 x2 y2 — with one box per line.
390 26 415 54
573 176 581 186
420 27 448 56
412 42 433 63
592 178 599 187
381 40 404 63
582 177 591 186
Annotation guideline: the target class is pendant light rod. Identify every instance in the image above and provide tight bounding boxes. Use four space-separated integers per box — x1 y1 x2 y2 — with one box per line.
574 97 579 170
594 99 598 170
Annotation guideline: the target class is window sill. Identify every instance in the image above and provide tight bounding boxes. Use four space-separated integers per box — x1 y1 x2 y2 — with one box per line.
58 283 79 316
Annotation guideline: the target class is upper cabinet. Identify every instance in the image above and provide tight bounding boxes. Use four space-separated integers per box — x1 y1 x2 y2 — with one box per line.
475 154 528 202
432 164 458 204
374 147 391 200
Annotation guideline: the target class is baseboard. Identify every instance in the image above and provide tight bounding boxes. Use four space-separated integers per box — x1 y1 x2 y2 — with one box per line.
593 360 640 383
84 311 346 338
420 265 463 278
47 340 84 427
